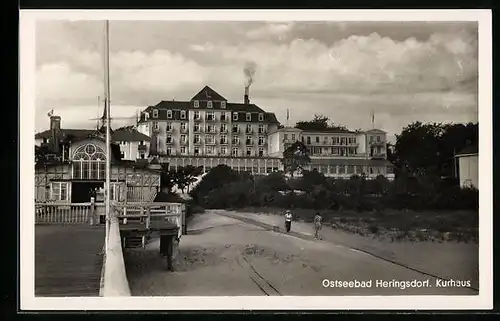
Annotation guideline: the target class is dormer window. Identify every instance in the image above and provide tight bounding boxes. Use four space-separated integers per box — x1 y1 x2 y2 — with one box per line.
167 110 172 119
193 100 199 108
221 101 226 109
233 112 238 121
246 113 251 121
258 113 264 121
207 101 213 108
152 109 158 118
180 110 186 119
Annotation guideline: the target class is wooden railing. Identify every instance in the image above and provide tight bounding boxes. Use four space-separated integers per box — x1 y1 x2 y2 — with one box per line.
35 202 95 224
112 202 185 239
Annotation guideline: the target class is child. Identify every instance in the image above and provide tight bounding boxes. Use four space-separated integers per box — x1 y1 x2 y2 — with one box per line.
314 212 323 240
284 210 293 233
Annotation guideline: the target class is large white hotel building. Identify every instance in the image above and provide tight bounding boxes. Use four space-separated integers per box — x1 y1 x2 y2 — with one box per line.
137 86 394 179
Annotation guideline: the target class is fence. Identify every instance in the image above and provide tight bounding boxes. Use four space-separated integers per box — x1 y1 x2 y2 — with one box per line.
35 202 99 224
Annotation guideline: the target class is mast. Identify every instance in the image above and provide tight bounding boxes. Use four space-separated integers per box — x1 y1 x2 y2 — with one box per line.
104 20 111 249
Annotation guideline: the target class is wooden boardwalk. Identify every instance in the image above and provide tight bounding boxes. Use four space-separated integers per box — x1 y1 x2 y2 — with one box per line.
35 225 105 297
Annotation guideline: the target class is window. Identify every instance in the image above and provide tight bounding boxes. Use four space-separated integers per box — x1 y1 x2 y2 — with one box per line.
194 147 200 155
207 101 213 108
194 111 200 120
72 143 106 180
194 134 200 144
232 148 239 157
232 124 239 133
206 124 215 133
221 113 227 121
258 113 264 121
220 124 227 133
180 146 187 155
307 136 311 144
284 134 288 141
167 110 172 119
258 148 264 157
221 101 226 109
193 100 199 108
206 135 215 144
220 135 228 144
316 136 320 143
181 122 187 132
377 135 381 142
206 146 214 155
246 124 252 133
166 122 172 132
166 135 172 144
246 148 252 156
206 111 215 120
258 136 265 145
180 110 186 119
246 135 252 145
221 146 227 155
370 136 374 142
166 147 172 156
232 136 240 145
246 113 251 121
152 109 159 118
292 134 296 141
180 135 187 144
153 122 159 130
51 182 68 201
194 123 201 132
258 124 264 134
233 112 238 121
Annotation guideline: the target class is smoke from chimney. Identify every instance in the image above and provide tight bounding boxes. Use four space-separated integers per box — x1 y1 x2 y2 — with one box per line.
243 61 256 104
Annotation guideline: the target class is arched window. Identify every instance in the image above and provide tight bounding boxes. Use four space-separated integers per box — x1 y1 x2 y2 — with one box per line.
72 143 106 180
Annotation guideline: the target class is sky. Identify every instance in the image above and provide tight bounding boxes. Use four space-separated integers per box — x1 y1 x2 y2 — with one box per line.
35 20 478 142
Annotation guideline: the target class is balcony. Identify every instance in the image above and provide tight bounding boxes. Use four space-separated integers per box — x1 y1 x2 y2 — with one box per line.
258 141 266 146
232 140 240 145
220 115 228 122
193 116 202 122
165 139 174 145
232 128 240 134
258 129 267 134
194 140 202 145
370 141 385 146
193 127 203 133
220 127 228 133
180 127 188 133
245 139 253 145
179 140 188 145
220 140 229 145
246 128 253 134
205 116 216 122
205 139 216 145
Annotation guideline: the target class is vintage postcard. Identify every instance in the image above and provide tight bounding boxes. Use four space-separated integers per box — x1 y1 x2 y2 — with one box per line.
19 9 492 310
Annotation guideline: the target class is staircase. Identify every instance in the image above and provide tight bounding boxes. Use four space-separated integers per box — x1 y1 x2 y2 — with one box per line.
123 236 146 249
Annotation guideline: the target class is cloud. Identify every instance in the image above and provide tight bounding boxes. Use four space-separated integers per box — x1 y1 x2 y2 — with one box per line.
246 22 295 40
34 21 478 136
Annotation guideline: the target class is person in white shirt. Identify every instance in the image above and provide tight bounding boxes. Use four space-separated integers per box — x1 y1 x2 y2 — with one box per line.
284 210 293 233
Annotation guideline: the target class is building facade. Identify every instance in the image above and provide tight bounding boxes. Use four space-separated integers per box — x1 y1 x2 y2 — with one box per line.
35 115 151 162
137 86 282 173
35 135 161 203
267 127 394 179
455 145 478 189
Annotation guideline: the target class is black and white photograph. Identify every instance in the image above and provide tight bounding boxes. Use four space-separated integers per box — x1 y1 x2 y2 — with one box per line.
20 10 492 310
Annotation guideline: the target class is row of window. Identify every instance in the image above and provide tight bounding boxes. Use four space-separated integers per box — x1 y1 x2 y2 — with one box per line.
163 146 266 157
166 134 267 145
193 100 225 109
153 122 268 134
151 109 265 122
48 181 120 201
305 147 358 156
310 165 388 175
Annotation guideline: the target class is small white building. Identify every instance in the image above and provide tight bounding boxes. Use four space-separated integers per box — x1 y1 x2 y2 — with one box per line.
455 145 478 189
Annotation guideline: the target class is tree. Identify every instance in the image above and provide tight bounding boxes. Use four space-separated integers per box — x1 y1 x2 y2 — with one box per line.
393 121 478 179
159 164 176 191
299 169 328 193
281 141 311 178
295 114 349 132
174 165 204 193
190 165 241 202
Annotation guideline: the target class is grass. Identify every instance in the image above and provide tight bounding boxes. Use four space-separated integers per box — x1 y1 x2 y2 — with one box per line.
235 206 479 243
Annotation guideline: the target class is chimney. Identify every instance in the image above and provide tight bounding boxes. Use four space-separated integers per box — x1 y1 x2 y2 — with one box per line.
244 86 250 104
50 115 61 155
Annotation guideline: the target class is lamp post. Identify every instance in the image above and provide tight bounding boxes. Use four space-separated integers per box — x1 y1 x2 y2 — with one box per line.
104 20 111 250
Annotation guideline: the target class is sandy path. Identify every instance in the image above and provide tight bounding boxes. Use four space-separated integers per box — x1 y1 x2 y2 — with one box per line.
124 212 478 296
218 210 479 290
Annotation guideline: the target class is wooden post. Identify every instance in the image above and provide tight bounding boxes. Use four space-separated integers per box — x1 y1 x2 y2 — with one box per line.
123 206 127 225
90 197 95 226
146 207 151 229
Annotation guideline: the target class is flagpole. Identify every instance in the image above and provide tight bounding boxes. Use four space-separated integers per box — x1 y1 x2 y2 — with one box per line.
104 20 111 250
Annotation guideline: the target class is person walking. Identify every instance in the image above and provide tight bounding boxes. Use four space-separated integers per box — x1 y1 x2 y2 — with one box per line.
284 209 293 233
314 212 323 240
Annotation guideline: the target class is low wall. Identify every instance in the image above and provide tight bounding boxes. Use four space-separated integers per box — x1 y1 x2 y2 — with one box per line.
101 218 131 296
